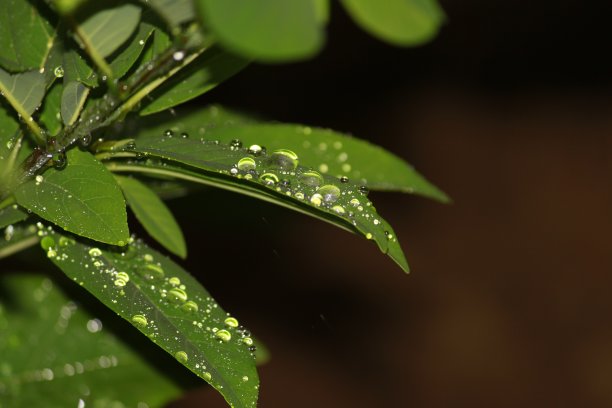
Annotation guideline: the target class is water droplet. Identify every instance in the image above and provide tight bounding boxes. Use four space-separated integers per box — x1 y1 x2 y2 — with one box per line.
54 66 64 78
299 171 323 187
237 157 256 171
319 163 329 173
114 272 129 287
215 329 232 342
175 351 188 364
365 233 373 240
88 248 102 257
259 172 279 186
40 236 55 251
310 193 323 206
86 318 103 333
318 185 341 203
59 236 75 247
268 149 298 170
242 376 249 382
79 133 92 147
167 288 188 303
224 317 239 328
138 263 164 280
243 337 254 346
247 144 265 156
339 176 349 183
229 139 243 151
131 314 148 328
181 301 199 313
181 132 189 139
52 152 66 169
203 372 212 381
173 50 185 61
164 129 174 138
358 185 369 196
168 277 181 286
35 175 44 185
332 205 345 215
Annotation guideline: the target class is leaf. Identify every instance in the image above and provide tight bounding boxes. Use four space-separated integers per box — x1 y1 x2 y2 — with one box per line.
0 105 21 178
139 47 249 116
340 0 445 46
0 0 55 72
45 231 260 408
111 134 409 272
196 0 324 62
77 4 142 58
0 204 28 228
0 222 38 259
314 0 330 24
39 82 63 136
134 106 448 200
108 21 155 79
0 273 183 407
0 69 46 115
143 0 195 28
115 175 186 258
62 50 98 87
14 148 129 246
60 80 90 126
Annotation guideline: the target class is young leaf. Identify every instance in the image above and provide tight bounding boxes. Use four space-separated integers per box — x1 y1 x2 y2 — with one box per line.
340 0 445 46
0 273 183 407
0 69 46 115
76 4 142 58
134 107 448 201
139 47 249 116
44 231 260 408
109 136 409 272
60 81 90 126
0 0 54 72
14 148 129 246
196 0 324 62
108 21 155 79
39 82 63 136
115 175 187 258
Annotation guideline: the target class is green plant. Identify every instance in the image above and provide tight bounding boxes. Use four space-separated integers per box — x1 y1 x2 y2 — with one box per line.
0 1 447 406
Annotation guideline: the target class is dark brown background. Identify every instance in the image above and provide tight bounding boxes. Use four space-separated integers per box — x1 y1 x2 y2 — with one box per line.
167 0 612 406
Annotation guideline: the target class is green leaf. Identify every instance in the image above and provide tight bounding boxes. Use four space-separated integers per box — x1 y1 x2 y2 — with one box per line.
39 82 63 136
14 148 129 246
340 0 445 46
196 0 324 62
62 50 98 87
115 175 186 258
109 21 155 79
0 105 21 178
139 47 249 115
77 4 142 58
60 81 90 126
111 133 409 272
0 69 46 115
143 0 195 28
45 231 260 408
0 222 38 259
314 0 330 24
0 204 28 228
0 0 55 72
135 106 448 200
0 273 183 407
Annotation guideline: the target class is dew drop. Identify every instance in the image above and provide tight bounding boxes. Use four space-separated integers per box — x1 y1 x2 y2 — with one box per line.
167 288 188 303
310 193 323 206
168 277 181 286
35 175 44 185
224 317 239 328
40 236 55 251
181 132 189 139
237 157 256 171
259 172 279 186
203 372 212 381
215 329 232 342
138 263 164 280
79 133 92 148
54 66 64 78
358 185 369 196
247 144 265 156
268 149 298 170
131 314 148 328
52 152 67 170
299 171 323 187
175 351 188 364
164 129 174 138
88 248 102 257
332 205 346 215
229 139 243 151
181 301 199 313
318 185 341 203
243 337 254 346
339 176 349 183
242 376 249 382
365 233 373 240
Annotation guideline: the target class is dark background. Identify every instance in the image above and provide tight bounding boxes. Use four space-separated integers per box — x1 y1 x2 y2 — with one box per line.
166 1 612 407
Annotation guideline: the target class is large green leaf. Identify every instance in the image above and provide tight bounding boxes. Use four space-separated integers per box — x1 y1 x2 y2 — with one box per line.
45 230 259 408
0 105 21 179
115 175 187 258
62 50 98 87
108 133 409 272
139 47 249 115
0 273 183 407
14 149 129 246
108 21 155 79
38 82 63 136
340 0 445 46
0 222 38 259
0 69 46 116
60 81 89 126
134 106 448 200
0 0 55 72
196 0 323 62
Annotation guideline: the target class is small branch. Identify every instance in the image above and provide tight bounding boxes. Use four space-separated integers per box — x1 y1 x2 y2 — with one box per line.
72 23 114 82
0 235 39 259
0 83 45 145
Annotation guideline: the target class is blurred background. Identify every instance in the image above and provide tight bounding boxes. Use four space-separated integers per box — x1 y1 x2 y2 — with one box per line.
164 0 612 407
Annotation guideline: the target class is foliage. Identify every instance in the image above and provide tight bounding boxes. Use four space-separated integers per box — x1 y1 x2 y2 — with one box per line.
0 0 446 406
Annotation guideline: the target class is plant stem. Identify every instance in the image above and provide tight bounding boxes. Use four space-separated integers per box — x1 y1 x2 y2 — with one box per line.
0 235 39 259
0 196 15 212
0 82 45 145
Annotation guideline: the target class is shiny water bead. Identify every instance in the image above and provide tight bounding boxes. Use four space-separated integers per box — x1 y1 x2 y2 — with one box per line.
268 149 298 170
131 314 148 328
298 171 324 187
229 139 243 151
358 185 369 196
339 176 349 183
54 66 64 77
318 185 341 203
310 193 323 206
224 317 239 328
174 351 188 364
138 263 164 280
260 172 279 186
52 152 67 169
181 132 189 139
237 157 256 171
79 133 92 147
247 144 265 156
164 129 174 137
332 205 346 215
215 329 232 342
167 288 188 303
